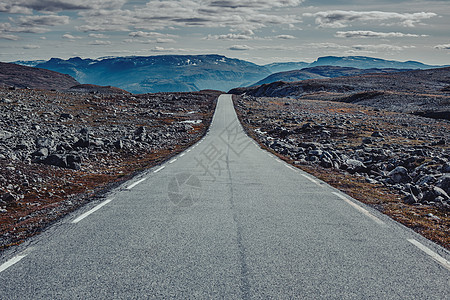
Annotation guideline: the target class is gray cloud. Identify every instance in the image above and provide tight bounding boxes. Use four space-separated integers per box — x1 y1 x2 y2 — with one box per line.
206 33 254 40
62 33 81 39
434 44 450 50
88 40 112 45
209 0 304 9
304 10 437 28
88 33 109 39
352 44 415 52
0 33 19 40
77 0 303 34
23 44 40 49
150 46 186 53
335 30 423 38
229 44 252 51
276 34 296 39
17 15 69 27
0 0 125 13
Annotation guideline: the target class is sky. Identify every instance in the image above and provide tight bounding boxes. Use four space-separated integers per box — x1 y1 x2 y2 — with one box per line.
0 0 449 65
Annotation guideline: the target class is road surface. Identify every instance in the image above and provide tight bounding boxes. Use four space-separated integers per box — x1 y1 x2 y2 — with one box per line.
1 94 449 299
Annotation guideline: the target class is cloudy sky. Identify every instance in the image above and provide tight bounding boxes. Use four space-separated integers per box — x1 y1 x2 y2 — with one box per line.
0 0 449 65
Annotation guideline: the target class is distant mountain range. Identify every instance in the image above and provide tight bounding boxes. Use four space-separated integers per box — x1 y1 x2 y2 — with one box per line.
26 55 271 94
10 55 447 93
263 56 445 73
252 66 410 86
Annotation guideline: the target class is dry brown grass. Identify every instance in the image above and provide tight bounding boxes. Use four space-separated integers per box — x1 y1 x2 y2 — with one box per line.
234 95 450 250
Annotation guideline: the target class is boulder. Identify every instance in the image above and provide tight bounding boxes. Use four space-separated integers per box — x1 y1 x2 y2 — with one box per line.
389 166 412 183
436 174 450 194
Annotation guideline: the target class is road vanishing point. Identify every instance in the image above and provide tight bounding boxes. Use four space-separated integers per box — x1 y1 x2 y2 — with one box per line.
1 94 449 299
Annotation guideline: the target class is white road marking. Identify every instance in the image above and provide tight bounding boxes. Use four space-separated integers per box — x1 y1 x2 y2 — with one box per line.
179 153 185 157
408 239 450 271
72 198 114 224
300 174 321 186
332 192 385 226
169 158 177 164
285 164 296 171
186 149 191 153
126 178 147 190
0 255 27 273
154 166 165 173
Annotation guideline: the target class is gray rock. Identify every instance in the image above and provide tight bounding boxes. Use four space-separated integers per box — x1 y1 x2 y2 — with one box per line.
60 113 73 119
0 192 18 207
0 130 13 140
436 174 450 194
344 159 367 173
113 140 123 149
42 154 67 168
372 131 383 137
66 154 81 170
388 166 412 183
403 193 418 204
441 163 450 173
73 138 90 148
36 137 55 150
32 148 49 157
416 175 435 186
309 149 323 157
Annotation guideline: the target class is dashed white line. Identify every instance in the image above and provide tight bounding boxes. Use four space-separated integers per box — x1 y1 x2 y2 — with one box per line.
186 149 191 153
126 178 147 190
72 198 114 224
300 174 321 186
285 164 296 171
0 254 28 273
154 166 165 173
179 153 185 157
169 158 177 164
332 192 385 226
408 239 450 271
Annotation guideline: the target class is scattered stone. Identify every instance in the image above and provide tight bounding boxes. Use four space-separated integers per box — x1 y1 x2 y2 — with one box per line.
389 166 412 184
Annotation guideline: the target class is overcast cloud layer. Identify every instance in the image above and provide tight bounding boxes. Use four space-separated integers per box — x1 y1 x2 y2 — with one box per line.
0 0 449 65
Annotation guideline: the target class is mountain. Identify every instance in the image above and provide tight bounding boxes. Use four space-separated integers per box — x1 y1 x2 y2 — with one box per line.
33 55 271 94
308 56 444 69
264 61 310 73
0 62 79 90
263 56 445 75
252 66 410 86
229 67 450 120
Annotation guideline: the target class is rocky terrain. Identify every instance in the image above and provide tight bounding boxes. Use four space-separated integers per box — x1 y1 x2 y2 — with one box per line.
230 67 450 120
0 87 220 250
233 95 449 249
0 62 79 90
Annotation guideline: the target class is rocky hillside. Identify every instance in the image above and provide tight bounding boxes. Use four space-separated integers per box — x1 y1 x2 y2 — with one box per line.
252 66 409 86
230 67 450 120
0 87 220 250
234 94 450 249
67 84 130 94
0 62 79 90
31 55 271 94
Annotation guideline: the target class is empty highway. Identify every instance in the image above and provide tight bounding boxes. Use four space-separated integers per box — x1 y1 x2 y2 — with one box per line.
1 94 449 299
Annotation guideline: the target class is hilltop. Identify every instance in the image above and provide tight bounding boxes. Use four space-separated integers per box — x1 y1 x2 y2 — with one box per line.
230 67 450 120
0 62 79 90
252 66 410 86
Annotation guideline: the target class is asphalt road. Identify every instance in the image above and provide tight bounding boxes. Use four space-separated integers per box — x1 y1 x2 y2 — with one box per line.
1 94 449 299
